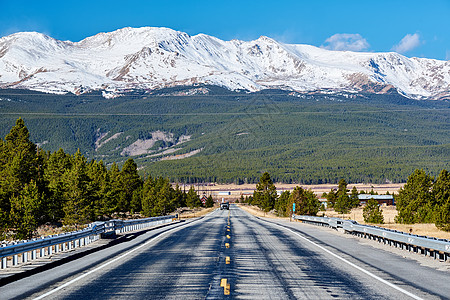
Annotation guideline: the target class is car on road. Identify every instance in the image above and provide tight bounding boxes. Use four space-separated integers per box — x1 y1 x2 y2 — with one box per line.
220 202 230 210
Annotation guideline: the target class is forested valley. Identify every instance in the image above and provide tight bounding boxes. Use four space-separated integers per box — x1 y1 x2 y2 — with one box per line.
0 87 449 184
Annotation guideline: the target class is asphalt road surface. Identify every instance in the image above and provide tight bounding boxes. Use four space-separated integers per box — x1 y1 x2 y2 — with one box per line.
1 205 448 299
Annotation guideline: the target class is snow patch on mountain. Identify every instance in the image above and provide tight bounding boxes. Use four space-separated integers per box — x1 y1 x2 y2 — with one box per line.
1 27 449 100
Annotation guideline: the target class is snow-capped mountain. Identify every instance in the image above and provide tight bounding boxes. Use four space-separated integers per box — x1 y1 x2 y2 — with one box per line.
0 27 449 99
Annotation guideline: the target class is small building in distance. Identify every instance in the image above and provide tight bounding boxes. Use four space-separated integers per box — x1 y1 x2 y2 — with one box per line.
358 194 394 206
217 191 231 196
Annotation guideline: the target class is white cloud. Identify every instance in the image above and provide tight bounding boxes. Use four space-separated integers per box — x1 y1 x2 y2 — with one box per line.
392 33 421 53
322 33 370 52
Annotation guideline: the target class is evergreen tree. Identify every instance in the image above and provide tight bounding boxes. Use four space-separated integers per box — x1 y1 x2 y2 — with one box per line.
395 169 434 224
61 151 92 226
253 172 277 212
106 162 122 215
0 139 9 235
350 186 360 207
205 195 214 208
433 169 450 231
325 189 337 208
173 184 186 208
338 179 348 195
363 198 384 224
186 185 201 208
334 179 351 214
0 119 40 227
86 160 110 219
141 176 156 216
274 190 290 217
289 187 320 216
152 177 172 216
130 187 143 214
118 158 143 213
43 148 71 222
9 180 42 239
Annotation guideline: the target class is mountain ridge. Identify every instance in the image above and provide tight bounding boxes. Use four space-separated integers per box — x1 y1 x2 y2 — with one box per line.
1 27 449 100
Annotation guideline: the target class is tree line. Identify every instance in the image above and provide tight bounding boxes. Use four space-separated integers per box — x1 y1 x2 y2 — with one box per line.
0 119 210 240
395 169 450 231
242 172 321 217
243 171 449 231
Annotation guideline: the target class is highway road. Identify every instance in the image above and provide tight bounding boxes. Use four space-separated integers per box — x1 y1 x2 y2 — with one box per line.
1 205 449 299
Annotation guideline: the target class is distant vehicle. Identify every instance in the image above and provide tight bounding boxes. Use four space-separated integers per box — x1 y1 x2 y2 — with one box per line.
220 202 230 210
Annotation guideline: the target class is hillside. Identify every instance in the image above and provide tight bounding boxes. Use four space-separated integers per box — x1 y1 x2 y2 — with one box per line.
0 27 449 100
0 87 449 183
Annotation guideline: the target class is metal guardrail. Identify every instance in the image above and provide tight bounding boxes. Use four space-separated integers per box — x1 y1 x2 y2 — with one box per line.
293 214 450 262
0 215 176 269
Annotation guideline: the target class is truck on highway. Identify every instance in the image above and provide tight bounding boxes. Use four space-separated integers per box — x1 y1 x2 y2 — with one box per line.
220 202 230 210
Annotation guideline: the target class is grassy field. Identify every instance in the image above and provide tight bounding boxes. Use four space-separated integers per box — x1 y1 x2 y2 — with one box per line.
240 204 450 240
323 206 450 239
202 183 404 201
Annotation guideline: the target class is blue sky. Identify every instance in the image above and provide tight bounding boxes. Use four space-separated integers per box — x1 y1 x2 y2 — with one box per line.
1 0 449 60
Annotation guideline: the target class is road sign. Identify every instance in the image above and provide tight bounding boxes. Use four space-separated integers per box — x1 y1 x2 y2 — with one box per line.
293 203 295 212
201 195 207 204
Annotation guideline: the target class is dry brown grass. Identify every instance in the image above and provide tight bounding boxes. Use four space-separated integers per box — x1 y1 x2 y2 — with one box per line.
323 206 450 240
238 204 288 220
239 203 449 240
191 183 404 201
178 206 217 219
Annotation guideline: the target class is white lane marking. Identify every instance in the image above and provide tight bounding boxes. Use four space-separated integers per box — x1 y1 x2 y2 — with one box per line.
33 221 193 300
272 223 424 300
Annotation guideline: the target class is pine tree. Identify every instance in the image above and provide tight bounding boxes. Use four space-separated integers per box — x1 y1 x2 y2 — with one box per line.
325 189 337 208
395 169 434 224
338 179 348 195
10 180 42 239
106 162 122 215
205 195 214 208
86 160 110 219
363 198 384 224
186 186 200 208
334 179 351 214
118 158 143 213
289 187 320 216
61 151 92 226
350 186 360 207
0 118 44 235
253 172 277 212
275 191 290 217
141 176 156 216
152 177 172 216
433 169 450 231
43 148 72 222
173 184 186 208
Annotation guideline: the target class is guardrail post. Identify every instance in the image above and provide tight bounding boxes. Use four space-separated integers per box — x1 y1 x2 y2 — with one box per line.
68 241 73 250
48 245 53 256
1 257 7 269
13 254 18 266
32 249 37 260
55 244 60 253
22 252 28 263
40 247 45 257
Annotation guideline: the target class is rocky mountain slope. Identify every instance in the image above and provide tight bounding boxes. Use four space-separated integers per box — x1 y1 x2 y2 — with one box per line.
1 27 449 99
